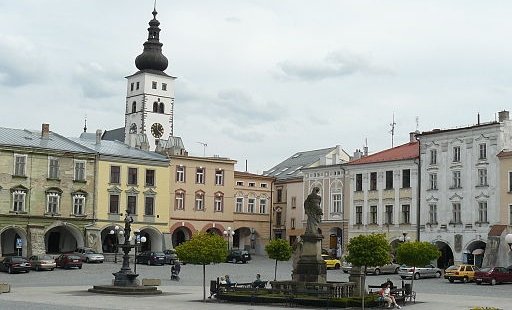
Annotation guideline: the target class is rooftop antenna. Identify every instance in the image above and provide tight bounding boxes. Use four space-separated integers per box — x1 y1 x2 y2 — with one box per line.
415 116 419 132
389 113 396 147
83 114 87 133
196 141 207 157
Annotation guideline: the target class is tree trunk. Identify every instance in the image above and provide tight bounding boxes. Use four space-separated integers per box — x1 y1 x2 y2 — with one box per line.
202 264 206 302
274 259 278 281
362 266 367 310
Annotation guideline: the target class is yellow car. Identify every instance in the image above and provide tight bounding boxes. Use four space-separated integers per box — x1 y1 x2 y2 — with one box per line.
321 255 341 270
444 264 479 283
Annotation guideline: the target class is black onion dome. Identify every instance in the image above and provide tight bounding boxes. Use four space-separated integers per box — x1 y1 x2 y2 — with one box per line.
135 9 168 72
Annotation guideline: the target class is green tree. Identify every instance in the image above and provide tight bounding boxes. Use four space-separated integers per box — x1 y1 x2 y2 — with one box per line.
175 232 228 301
265 238 292 281
345 234 391 310
395 241 441 292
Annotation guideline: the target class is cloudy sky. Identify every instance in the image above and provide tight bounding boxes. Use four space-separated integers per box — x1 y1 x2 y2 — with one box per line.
1 1 511 173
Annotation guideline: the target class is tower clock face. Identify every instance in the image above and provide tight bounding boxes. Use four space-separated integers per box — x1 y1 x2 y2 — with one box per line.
151 123 164 138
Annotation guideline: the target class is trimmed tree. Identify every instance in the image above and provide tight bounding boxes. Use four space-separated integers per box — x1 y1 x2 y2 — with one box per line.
175 232 228 301
345 234 391 310
395 241 441 292
265 238 292 281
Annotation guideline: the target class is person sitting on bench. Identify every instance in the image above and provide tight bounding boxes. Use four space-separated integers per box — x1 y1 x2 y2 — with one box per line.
252 273 265 288
379 282 401 309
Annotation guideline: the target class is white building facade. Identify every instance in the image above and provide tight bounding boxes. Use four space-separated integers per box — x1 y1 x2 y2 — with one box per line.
418 111 512 268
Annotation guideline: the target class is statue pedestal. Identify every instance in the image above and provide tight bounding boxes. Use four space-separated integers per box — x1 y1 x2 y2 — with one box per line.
292 234 326 283
348 266 365 297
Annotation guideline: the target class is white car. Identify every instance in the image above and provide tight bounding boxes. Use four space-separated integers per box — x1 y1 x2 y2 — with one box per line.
399 264 442 279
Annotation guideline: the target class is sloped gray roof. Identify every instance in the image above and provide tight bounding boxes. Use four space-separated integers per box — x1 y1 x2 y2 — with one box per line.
102 127 125 142
0 127 94 154
69 136 168 163
263 147 336 180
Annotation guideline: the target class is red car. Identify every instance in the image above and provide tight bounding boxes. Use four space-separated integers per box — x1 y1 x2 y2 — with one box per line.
0 256 31 273
475 266 512 285
55 254 83 269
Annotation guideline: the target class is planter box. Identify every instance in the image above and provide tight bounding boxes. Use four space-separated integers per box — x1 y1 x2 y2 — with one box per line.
0 283 10 293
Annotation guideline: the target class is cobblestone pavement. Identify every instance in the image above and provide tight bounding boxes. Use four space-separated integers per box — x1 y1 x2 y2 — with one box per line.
0 256 510 309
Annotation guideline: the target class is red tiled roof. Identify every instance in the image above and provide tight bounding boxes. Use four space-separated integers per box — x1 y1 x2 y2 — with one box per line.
348 141 419 165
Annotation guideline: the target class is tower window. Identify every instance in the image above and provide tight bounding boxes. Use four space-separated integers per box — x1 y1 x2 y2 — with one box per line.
162 83 167 91
153 102 158 113
136 82 140 90
152 81 157 89
159 102 164 113
131 102 136 113
130 83 134 91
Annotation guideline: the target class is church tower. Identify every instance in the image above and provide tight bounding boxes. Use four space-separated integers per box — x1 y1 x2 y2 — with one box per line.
124 8 176 151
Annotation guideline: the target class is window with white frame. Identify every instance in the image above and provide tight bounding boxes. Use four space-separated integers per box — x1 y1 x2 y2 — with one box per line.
14 154 27 176
195 167 205 184
12 190 26 212
259 198 267 214
453 146 461 162
215 169 224 185
479 143 487 160
260 183 268 188
214 193 224 212
355 206 363 224
248 198 255 213
402 204 410 224
248 182 256 187
74 160 86 181
478 201 488 223
429 204 437 224
385 205 393 224
235 197 243 212
176 166 185 182
195 192 204 211
478 168 488 186
236 181 243 186
175 191 185 210
145 196 155 215
430 149 437 165
332 193 342 213
73 194 85 215
46 192 60 214
452 171 461 188
48 157 60 179
369 205 377 224
452 203 461 223
127 195 137 215
429 173 438 190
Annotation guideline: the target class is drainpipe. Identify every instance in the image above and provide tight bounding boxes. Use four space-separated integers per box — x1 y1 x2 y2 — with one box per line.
269 179 275 240
416 137 421 242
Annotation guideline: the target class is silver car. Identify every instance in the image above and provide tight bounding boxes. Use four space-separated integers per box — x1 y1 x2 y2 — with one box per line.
367 263 401 275
399 264 442 279
75 248 104 263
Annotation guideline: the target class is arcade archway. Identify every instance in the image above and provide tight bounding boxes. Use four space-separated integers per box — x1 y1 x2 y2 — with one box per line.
0 226 28 256
435 241 454 269
45 224 83 254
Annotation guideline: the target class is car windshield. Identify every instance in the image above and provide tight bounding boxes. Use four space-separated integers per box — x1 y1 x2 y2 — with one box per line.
445 265 457 271
40 255 53 260
11 257 25 263
479 268 491 272
85 249 97 254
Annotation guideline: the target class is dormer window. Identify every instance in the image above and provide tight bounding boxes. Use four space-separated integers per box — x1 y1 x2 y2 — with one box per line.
152 81 157 89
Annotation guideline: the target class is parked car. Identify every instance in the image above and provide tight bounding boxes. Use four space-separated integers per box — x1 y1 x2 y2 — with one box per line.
29 255 56 271
0 256 31 273
226 249 251 263
163 249 179 265
136 251 166 265
444 264 479 283
75 247 104 263
367 263 401 275
342 262 352 274
55 254 83 269
475 266 512 285
399 264 442 279
321 255 341 269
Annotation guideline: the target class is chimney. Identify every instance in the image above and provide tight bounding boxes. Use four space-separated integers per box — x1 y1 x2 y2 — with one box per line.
95 129 102 144
363 146 368 157
353 149 362 160
409 132 417 143
498 110 509 122
41 123 50 139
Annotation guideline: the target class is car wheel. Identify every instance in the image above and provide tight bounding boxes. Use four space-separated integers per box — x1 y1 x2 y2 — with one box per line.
414 273 420 280
50 268 54 271
147 260 151 266
343 270 348 274
448 278 454 283
400 276 406 279
85 258 90 263
394 267 400 274
231 258 237 264
8 266 12 274
491 278 496 286
476 281 482 285
435 271 441 278
335 264 340 270
374 268 381 276
463 276 469 283
78 265 82 269
35 265 40 271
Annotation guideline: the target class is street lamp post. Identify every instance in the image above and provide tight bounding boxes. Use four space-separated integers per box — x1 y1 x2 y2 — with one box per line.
223 227 235 250
109 225 124 263
133 229 147 274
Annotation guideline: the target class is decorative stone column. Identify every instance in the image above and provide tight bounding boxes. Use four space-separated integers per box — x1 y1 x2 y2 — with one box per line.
292 233 326 283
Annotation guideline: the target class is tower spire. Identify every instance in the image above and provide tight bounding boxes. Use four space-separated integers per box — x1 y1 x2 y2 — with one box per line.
134 7 168 72
83 114 87 133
